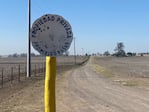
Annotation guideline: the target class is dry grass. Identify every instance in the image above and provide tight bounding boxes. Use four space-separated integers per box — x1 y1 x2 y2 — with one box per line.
91 63 114 78
114 79 138 86
0 56 89 88
90 57 114 78
92 56 149 89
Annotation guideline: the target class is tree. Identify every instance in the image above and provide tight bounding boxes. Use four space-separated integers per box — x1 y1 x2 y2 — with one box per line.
20 53 27 57
127 52 133 56
114 42 126 57
103 51 110 56
63 51 69 56
12 53 18 58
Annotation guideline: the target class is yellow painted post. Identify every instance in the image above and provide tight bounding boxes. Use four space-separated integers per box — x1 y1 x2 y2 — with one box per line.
45 56 56 112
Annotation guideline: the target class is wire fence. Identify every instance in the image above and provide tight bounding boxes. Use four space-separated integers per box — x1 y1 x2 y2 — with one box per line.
0 56 90 89
0 62 45 88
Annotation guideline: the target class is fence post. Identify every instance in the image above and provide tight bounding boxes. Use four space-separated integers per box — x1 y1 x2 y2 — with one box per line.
44 62 45 73
18 64 20 82
34 64 36 76
41 64 43 73
25 66 27 79
43 63 44 73
38 64 40 73
1 68 3 88
11 67 13 84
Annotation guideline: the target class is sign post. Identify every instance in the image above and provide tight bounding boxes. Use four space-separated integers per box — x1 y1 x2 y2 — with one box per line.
45 57 56 112
31 14 73 112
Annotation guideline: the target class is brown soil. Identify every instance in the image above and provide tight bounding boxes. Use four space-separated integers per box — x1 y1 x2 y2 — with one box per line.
0 56 149 112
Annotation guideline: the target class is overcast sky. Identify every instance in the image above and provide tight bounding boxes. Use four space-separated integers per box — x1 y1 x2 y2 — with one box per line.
0 0 149 55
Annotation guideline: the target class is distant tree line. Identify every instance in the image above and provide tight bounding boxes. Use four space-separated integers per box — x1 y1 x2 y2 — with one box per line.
102 42 149 57
0 51 71 58
103 42 126 57
103 51 110 56
8 53 37 58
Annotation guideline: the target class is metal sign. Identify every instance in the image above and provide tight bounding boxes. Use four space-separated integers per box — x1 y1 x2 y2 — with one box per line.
31 14 73 56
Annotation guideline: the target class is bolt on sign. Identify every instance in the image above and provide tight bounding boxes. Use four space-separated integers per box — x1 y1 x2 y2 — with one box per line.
31 14 73 56
31 14 73 112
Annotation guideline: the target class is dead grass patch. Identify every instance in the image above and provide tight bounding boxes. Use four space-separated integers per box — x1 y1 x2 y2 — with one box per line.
120 80 138 86
90 57 113 78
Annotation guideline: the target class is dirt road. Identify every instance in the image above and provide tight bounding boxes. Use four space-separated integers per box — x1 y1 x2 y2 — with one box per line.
56 57 149 112
0 57 149 112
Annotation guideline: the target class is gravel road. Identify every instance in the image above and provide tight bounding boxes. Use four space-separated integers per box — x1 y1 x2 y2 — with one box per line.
56 57 149 112
0 57 149 112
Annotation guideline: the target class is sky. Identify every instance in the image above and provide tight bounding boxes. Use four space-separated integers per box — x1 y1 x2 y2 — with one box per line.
0 0 149 55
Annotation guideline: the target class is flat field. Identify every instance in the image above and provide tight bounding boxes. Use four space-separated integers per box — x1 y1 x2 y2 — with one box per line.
0 56 88 88
0 56 86 73
1 56 149 112
93 56 149 89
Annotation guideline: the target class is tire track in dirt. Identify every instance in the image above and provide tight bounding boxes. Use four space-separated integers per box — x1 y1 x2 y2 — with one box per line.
1 57 149 112
56 57 149 112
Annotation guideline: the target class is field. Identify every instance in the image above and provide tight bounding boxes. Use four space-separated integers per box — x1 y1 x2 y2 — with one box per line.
0 56 88 88
0 56 149 112
93 56 149 89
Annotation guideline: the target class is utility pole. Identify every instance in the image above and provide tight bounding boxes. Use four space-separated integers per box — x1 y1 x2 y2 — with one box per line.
27 0 31 77
74 37 76 65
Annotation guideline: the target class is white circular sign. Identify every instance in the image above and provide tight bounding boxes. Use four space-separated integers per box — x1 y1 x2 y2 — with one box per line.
31 14 73 56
